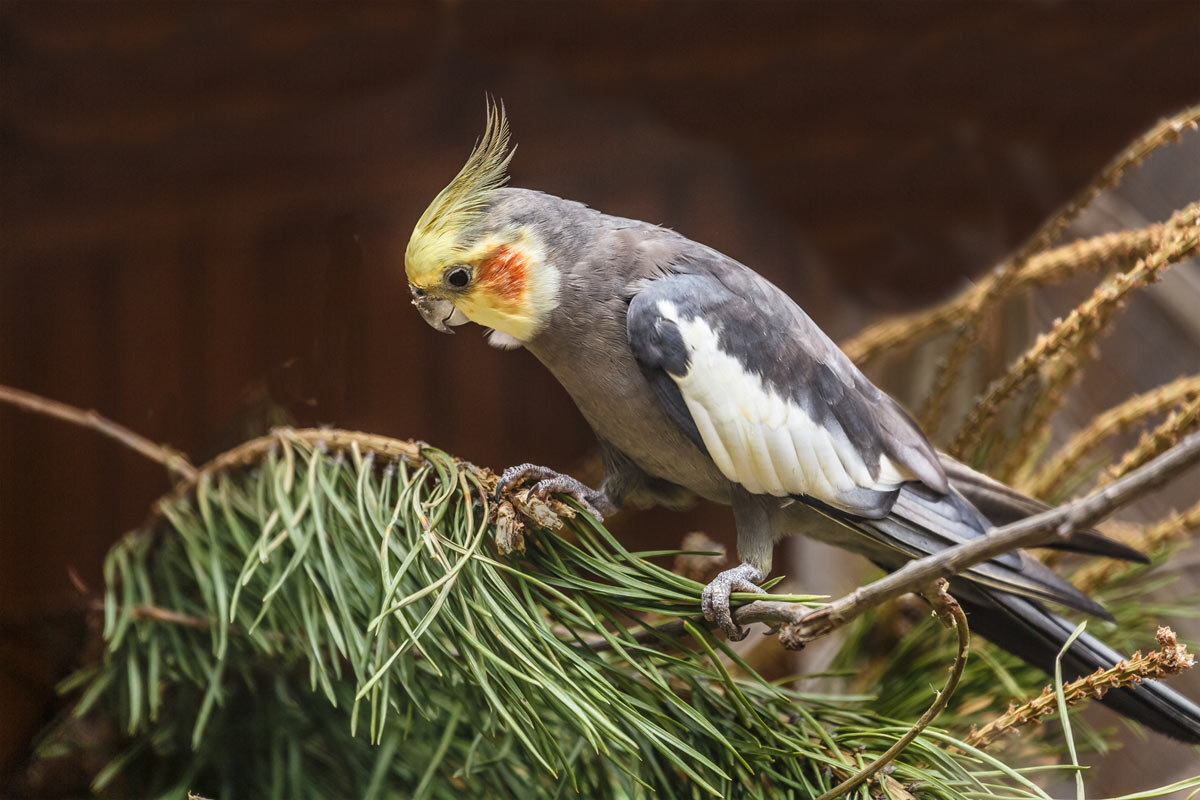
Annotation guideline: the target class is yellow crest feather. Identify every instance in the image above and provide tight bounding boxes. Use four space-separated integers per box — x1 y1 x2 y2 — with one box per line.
406 101 514 281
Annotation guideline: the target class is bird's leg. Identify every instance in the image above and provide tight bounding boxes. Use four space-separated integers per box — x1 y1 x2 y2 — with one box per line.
702 486 774 640
701 563 766 641
495 463 617 521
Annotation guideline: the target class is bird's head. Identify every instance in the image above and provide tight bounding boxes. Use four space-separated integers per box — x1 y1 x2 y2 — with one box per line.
405 103 558 346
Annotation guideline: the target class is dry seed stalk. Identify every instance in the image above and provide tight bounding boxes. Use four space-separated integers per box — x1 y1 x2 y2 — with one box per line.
1072 500 1200 592
964 626 1195 749
949 202 1200 458
994 353 1082 483
1097 395 1200 487
844 226 1166 366
1023 374 1200 499
916 107 1200 431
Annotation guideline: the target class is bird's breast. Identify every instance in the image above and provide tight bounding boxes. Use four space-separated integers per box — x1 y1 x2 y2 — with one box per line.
527 319 731 503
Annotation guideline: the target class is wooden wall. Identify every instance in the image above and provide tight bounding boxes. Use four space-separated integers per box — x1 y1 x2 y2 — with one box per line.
2 0 1198 785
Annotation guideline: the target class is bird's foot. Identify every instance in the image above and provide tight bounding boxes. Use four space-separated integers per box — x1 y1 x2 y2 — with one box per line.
701 563 766 641
495 463 611 521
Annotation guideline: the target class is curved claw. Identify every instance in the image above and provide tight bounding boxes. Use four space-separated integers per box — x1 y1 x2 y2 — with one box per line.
701 563 766 641
495 463 610 521
530 477 606 520
495 463 559 503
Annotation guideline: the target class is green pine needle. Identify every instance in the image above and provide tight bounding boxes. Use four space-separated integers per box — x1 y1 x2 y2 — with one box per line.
37 431 1197 799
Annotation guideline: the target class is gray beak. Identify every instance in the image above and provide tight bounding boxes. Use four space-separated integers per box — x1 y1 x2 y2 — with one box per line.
410 286 462 334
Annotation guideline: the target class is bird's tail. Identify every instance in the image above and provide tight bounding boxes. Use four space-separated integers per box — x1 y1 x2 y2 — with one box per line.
955 587 1200 743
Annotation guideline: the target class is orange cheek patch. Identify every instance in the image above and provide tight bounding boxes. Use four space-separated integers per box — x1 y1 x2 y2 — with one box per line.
476 246 528 306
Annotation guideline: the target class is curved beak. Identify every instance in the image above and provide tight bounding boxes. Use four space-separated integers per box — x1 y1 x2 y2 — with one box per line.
410 286 468 334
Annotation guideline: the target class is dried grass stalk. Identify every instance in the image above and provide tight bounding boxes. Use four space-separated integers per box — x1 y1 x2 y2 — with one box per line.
1072 500 1200 592
964 626 1196 749
1096 395 1200 487
843 226 1167 366
994 353 1082 483
916 107 1200 430
948 202 1200 458
1023 374 1200 499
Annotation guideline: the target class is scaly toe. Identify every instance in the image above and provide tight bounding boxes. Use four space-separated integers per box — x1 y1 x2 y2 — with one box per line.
530 477 605 521
701 582 748 640
495 463 555 502
701 564 766 641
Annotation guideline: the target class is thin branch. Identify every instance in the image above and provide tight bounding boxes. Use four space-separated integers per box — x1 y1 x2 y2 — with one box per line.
0 383 196 481
964 626 1194 749
86 600 212 631
948 201 1200 458
916 106 1200 431
1072 499 1200 592
1023 374 1200 499
746 431 1200 649
816 584 969 800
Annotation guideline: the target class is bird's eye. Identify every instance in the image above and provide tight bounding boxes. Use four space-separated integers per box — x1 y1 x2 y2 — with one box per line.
445 266 472 288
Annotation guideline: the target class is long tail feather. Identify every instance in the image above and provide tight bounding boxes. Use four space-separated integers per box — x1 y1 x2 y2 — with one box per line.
939 453 1149 563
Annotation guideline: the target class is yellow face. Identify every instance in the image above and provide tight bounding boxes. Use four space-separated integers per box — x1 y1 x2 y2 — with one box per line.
405 102 556 342
405 226 558 343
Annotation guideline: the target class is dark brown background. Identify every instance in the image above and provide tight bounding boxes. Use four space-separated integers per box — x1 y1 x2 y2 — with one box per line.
2 0 1199 790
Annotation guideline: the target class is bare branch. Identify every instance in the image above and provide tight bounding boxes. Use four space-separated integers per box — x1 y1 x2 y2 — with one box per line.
0 382 197 481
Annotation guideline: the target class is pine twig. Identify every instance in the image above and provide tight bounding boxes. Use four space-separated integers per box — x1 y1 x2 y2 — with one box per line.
1023 374 1200 499
964 626 1195 749
1072 499 1200 592
815 583 970 800
916 106 1200 431
1097 394 1200 487
0 383 197 481
86 600 212 631
949 201 1200 459
843 225 1168 366
764 431 1200 649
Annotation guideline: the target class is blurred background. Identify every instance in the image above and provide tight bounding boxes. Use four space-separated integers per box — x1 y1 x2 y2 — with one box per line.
2 1 1198 794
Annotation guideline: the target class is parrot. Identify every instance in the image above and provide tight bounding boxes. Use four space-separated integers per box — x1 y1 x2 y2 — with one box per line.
404 104 1200 741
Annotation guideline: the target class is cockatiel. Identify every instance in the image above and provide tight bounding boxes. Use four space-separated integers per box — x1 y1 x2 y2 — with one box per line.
405 104 1200 741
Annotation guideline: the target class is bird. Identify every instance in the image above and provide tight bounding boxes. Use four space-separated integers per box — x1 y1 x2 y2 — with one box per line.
403 103 1200 742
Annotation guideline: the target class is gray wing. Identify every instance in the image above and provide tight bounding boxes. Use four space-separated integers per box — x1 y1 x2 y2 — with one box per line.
626 270 948 516
627 269 1109 617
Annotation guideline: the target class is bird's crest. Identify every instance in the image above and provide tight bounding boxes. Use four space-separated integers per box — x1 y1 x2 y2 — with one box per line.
406 101 514 279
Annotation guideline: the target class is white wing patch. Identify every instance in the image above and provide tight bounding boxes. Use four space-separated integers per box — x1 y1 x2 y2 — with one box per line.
657 300 911 504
